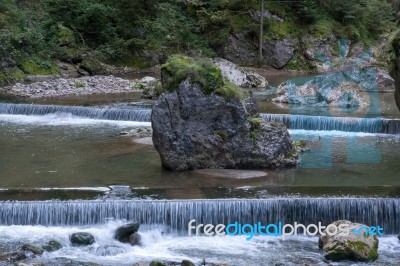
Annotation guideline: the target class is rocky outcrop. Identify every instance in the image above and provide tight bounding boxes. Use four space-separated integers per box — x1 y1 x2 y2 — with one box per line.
263 37 297 69
152 55 298 171
70 232 95 246
221 34 258 66
390 33 400 111
213 58 267 88
42 240 62 252
273 67 394 107
319 220 379 262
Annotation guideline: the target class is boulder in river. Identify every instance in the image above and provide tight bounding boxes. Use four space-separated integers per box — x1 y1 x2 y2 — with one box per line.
42 239 62 252
319 220 379 262
114 222 140 243
70 232 95 246
152 55 298 171
22 244 44 255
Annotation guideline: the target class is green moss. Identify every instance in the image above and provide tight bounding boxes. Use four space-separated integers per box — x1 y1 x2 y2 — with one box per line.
309 19 336 39
20 58 59 75
57 25 75 46
293 140 307 148
0 67 26 83
248 117 263 131
75 81 85 88
161 55 246 100
285 149 296 158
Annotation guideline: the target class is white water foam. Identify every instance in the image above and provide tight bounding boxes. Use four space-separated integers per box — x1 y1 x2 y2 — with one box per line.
0 221 399 266
0 113 151 128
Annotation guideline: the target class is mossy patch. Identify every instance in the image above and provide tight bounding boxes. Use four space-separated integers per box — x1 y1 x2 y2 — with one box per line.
20 58 59 75
0 67 26 83
161 54 246 100
215 130 229 140
74 81 85 88
248 116 263 142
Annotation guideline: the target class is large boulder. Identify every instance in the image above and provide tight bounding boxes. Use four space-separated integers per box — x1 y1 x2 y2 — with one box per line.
319 220 379 262
114 222 140 243
152 55 298 171
390 32 400 111
70 232 95 246
222 34 258 66
213 58 267 88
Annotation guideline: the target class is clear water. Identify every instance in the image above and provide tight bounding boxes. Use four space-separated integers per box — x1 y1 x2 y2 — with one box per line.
0 113 399 198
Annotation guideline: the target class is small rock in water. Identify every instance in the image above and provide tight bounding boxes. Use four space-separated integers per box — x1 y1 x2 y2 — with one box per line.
181 260 195 266
70 232 95 246
149 261 166 266
129 232 142 246
42 239 62 252
114 222 140 243
22 244 44 255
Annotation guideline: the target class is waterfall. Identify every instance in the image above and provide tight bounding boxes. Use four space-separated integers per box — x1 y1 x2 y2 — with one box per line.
0 198 399 234
0 103 151 122
262 114 400 134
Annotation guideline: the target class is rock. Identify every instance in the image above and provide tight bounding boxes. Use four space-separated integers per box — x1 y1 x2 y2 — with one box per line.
135 76 162 99
42 240 62 252
263 37 297 69
0 251 26 262
319 220 379 262
181 260 195 266
152 55 298 171
129 232 141 246
114 222 140 243
273 67 391 107
121 127 152 138
80 55 104 75
149 261 166 266
222 34 258 66
213 58 267 88
70 232 95 246
3 75 136 98
390 32 400 111
22 244 44 255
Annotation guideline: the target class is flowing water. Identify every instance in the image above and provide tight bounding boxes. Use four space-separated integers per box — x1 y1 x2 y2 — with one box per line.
1 71 400 265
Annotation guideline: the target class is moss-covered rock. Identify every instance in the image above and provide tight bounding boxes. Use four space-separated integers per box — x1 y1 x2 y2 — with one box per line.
319 220 379 262
160 55 247 100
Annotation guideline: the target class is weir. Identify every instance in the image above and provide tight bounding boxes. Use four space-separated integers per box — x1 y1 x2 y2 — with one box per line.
0 198 399 234
262 114 400 134
2 103 400 134
0 103 151 122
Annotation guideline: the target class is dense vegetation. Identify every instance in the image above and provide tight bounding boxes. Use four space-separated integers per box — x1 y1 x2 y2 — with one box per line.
0 0 397 82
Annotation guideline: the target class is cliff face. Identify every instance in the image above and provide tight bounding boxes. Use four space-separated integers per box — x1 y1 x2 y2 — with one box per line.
390 33 400 111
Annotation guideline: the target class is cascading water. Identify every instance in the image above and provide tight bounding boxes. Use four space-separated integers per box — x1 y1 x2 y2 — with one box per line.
262 113 400 134
1 198 399 234
2 103 399 134
0 103 151 122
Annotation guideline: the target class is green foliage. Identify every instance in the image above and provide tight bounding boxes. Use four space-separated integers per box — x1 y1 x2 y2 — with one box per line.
74 81 86 88
20 58 59 75
161 55 246 99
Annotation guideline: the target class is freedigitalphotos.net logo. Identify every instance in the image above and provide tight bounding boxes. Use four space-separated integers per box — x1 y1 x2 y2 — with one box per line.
188 219 384 240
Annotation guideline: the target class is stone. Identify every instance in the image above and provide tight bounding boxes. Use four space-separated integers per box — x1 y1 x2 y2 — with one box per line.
129 232 141 246
181 260 195 266
70 232 95 246
149 261 166 266
136 76 162 99
222 34 258 66
263 37 296 69
319 220 379 262
152 80 297 171
42 239 62 252
114 222 140 243
213 58 267 88
22 244 44 255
